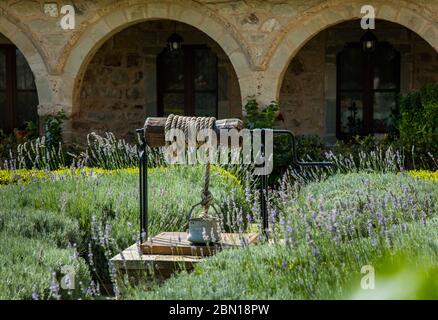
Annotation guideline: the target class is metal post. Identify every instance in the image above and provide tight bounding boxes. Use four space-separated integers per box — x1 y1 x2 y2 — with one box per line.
259 129 269 238
255 129 334 239
137 128 148 243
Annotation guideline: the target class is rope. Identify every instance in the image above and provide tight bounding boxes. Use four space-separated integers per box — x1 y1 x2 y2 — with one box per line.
165 114 216 216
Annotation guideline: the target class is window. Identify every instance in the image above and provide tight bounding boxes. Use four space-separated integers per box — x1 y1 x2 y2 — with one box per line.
0 44 38 133
157 45 218 117
336 42 400 138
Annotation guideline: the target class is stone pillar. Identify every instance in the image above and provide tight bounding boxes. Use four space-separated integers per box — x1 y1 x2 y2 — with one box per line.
36 74 75 144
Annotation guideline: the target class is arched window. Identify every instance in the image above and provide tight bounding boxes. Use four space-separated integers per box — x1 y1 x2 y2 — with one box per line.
0 44 38 133
337 40 400 138
157 45 218 117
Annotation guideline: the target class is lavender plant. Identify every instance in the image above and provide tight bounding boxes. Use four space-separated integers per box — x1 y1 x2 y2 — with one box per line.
0 165 246 299
125 171 438 300
79 132 164 169
4 136 66 170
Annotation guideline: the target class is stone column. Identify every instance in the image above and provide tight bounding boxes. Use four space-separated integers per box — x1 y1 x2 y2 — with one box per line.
36 74 75 144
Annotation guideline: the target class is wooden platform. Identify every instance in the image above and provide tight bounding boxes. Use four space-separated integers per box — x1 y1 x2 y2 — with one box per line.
111 232 259 281
140 232 259 256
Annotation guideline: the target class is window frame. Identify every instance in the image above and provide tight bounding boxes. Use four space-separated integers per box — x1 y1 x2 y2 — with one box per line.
0 44 17 132
336 42 400 139
0 44 39 133
157 44 218 117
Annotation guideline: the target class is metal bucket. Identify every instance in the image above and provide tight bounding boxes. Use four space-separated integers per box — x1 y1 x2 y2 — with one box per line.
187 203 222 244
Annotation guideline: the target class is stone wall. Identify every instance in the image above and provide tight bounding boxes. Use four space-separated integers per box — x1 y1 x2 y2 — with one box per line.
279 32 326 136
0 0 436 141
412 33 438 89
72 20 241 139
279 20 438 140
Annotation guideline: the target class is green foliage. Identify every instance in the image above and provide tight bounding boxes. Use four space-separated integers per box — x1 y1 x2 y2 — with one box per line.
243 97 292 185
398 84 438 168
5 136 66 170
125 172 438 299
332 134 397 156
0 233 91 300
295 135 325 161
408 170 438 182
5 131 164 171
286 172 436 241
78 132 164 169
0 207 82 248
0 121 39 163
44 111 67 149
2 112 67 170
0 166 245 297
243 97 279 129
0 130 16 163
127 218 438 299
24 120 39 140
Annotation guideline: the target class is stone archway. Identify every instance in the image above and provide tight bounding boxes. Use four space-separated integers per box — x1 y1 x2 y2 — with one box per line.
0 15 52 117
72 20 243 138
61 1 253 118
261 0 438 104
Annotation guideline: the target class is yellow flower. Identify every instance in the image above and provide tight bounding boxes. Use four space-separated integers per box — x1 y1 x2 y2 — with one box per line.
408 170 438 182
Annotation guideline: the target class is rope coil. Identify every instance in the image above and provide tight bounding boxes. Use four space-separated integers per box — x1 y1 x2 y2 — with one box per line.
165 114 216 216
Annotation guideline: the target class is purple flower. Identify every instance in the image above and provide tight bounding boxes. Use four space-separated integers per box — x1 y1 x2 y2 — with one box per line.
376 211 384 226
281 259 287 269
270 209 277 221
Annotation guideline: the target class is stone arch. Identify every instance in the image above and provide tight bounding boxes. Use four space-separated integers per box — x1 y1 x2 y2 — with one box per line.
62 1 253 116
0 15 52 115
261 0 438 104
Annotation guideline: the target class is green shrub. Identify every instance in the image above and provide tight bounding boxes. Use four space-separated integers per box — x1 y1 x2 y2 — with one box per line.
281 172 437 242
296 135 325 161
126 217 438 299
244 97 279 129
5 137 66 170
2 112 68 170
44 111 67 149
0 208 82 248
0 233 91 300
78 132 164 169
243 97 292 185
398 83 438 168
0 165 246 294
0 166 244 246
124 172 438 299
3 130 166 171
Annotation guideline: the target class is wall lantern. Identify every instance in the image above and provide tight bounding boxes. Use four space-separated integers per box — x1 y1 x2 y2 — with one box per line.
360 30 377 52
167 32 184 51
167 22 184 52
